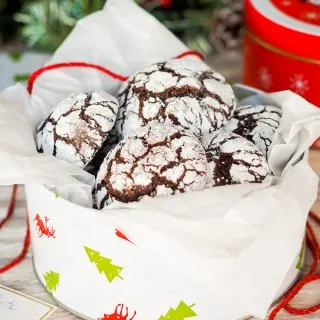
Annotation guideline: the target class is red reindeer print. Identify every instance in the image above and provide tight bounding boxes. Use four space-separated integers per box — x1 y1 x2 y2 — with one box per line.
34 214 55 238
98 304 136 320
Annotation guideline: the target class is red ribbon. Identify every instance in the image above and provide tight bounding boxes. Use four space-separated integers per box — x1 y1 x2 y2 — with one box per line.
0 185 31 274
269 212 320 319
27 50 204 94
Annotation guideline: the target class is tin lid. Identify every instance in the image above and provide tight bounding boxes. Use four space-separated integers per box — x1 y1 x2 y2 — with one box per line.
245 0 320 60
271 0 320 27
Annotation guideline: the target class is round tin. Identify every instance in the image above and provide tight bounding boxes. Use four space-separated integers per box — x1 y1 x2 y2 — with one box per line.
27 85 305 320
242 0 320 106
30 184 305 320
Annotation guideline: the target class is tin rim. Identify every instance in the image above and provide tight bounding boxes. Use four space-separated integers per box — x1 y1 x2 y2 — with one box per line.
250 0 320 36
245 0 320 61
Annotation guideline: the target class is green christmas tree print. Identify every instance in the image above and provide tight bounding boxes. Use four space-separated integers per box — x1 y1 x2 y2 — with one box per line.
44 271 59 293
159 301 197 319
84 246 124 283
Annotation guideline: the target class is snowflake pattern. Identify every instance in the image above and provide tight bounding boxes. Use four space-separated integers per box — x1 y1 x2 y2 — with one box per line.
281 0 292 6
258 67 272 90
289 74 310 95
301 11 320 22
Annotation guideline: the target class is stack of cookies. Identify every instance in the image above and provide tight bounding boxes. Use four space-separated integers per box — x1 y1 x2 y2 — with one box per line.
36 58 282 209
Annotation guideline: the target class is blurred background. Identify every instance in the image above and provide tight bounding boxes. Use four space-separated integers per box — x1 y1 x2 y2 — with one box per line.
0 0 243 90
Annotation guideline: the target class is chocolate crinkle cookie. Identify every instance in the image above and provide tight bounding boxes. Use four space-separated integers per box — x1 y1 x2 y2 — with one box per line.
116 58 236 138
36 92 119 169
85 128 121 177
95 123 208 209
202 130 269 187
225 104 282 156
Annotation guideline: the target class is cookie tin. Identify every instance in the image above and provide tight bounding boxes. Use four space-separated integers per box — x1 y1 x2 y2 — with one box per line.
242 0 320 104
26 84 305 320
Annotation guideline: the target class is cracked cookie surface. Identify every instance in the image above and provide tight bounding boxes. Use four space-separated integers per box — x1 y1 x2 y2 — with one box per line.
95 123 208 208
225 104 282 157
36 92 119 168
202 130 269 187
116 58 236 138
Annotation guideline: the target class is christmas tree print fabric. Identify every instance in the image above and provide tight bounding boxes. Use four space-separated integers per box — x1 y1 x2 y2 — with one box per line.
84 246 124 283
28 179 305 320
44 271 59 293
159 301 197 319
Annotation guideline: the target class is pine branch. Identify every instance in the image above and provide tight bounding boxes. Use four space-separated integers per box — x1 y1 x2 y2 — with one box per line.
15 0 223 54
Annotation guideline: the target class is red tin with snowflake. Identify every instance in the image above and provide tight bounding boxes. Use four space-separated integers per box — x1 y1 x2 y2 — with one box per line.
243 0 320 103
242 0 320 146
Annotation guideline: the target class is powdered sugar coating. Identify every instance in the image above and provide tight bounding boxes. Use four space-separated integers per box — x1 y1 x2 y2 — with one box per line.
202 131 269 187
116 58 236 138
36 92 119 168
95 123 208 208
225 104 282 157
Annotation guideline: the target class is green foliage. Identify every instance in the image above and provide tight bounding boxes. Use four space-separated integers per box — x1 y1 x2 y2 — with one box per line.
84 246 124 283
15 0 223 54
15 0 105 52
8 51 23 62
43 270 59 293
159 301 197 320
13 73 30 83
147 0 223 54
